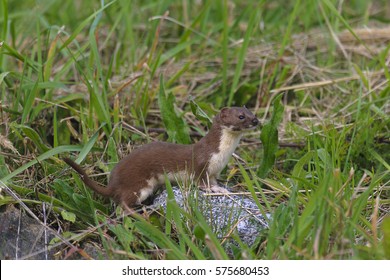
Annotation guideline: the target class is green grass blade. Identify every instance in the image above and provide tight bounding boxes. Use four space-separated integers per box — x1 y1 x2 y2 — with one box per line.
227 5 260 106
1 145 83 183
258 94 284 178
0 71 10 85
133 218 187 260
164 179 206 259
369 149 390 171
53 107 58 148
382 216 390 259
0 0 8 67
157 75 191 144
238 163 270 219
21 80 39 123
321 0 372 54
189 99 212 124
74 122 107 164
220 0 229 107
56 1 117 53
279 0 301 57
1 42 39 72
12 124 50 153
193 207 229 260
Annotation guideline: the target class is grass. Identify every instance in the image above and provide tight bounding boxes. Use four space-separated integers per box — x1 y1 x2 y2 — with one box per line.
0 0 389 259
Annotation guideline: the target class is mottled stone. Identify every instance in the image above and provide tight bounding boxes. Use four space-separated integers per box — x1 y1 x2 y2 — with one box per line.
152 186 270 246
0 205 54 260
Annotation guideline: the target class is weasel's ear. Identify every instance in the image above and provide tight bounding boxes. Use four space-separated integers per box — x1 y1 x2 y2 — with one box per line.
220 107 229 119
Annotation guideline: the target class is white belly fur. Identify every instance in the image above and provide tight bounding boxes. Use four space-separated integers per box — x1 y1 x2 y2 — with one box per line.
207 129 242 180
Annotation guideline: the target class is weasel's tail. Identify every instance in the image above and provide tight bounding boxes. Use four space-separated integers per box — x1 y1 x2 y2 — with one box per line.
63 158 112 197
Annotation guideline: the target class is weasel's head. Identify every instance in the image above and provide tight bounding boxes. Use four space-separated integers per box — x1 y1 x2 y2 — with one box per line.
217 107 259 133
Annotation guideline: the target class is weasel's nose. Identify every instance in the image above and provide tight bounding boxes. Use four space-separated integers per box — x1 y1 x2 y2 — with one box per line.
252 118 259 126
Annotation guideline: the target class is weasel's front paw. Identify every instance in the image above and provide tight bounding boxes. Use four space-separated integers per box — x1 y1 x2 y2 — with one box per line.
199 184 229 194
210 185 229 194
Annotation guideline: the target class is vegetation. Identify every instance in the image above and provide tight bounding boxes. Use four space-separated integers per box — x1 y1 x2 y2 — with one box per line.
0 0 389 259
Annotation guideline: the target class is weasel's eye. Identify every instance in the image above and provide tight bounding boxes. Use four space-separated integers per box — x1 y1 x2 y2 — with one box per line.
239 115 245 120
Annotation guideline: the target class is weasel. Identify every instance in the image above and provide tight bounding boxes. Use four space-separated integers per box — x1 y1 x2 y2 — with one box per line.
64 107 259 208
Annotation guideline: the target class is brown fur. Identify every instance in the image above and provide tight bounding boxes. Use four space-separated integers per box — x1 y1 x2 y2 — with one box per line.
64 107 259 208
